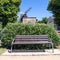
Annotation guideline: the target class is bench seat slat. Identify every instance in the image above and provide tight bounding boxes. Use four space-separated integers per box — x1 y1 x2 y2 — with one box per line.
13 41 51 44
16 35 48 37
15 35 49 39
15 40 50 42
15 39 50 41
15 37 49 39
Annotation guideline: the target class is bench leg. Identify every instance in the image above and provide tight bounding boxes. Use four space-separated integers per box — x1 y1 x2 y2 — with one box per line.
51 43 54 53
42 44 45 52
11 45 13 53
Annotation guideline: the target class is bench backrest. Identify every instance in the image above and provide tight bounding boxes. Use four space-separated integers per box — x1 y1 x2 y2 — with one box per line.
12 35 52 44
14 35 50 41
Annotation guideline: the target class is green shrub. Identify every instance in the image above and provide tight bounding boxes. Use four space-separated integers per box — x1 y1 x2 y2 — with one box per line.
0 24 2 29
1 23 60 47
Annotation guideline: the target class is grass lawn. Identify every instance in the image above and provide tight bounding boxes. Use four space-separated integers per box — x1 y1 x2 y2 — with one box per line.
0 47 7 55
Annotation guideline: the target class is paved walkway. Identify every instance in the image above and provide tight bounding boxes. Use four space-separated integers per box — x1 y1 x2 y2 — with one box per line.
0 49 60 60
0 55 60 60
2 49 60 56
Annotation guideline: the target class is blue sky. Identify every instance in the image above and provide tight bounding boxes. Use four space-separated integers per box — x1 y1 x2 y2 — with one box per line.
18 0 53 20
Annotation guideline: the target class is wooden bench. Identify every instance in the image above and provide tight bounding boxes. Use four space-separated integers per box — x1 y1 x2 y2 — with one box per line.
11 35 54 52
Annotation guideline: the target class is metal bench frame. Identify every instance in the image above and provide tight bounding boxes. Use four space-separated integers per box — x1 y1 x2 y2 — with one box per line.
11 35 54 53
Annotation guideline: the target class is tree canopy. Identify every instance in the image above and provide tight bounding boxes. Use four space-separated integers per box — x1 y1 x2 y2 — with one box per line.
47 0 60 26
0 0 21 28
38 17 48 24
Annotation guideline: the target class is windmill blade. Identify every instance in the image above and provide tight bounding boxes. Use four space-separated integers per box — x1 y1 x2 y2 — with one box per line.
25 7 32 14
20 7 32 22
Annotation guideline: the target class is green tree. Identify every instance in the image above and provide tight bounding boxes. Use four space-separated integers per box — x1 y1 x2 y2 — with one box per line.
47 0 60 26
0 0 21 28
38 17 48 24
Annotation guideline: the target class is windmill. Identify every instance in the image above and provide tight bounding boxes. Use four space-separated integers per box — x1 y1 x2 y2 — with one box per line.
20 7 32 22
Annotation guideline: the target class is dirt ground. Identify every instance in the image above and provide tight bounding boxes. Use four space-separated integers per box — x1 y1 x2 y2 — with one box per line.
0 55 60 60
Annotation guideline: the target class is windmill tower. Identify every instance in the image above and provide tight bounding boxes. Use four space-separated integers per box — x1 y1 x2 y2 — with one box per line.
20 7 32 22
20 7 37 24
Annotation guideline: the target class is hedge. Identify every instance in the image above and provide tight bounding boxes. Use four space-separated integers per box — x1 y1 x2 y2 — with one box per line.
1 22 60 48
